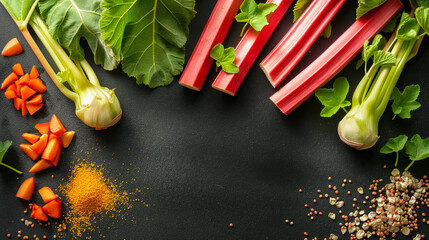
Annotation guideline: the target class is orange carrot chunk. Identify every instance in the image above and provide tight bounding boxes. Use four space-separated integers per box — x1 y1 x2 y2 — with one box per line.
29 159 54 173
5 84 18 99
30 204 48 221
6 83 17 94
26 94 43 105
38 186 58 203
28 78 46 93
26 103 44 115
35 122 50 135
21 85 36 101
1 38 23 57
21 101 28 116
16 74 30 86
42 199 61 218
1 72 18 90
49 133 58 142
12 63 24 76
50 114 66 137
22 133 40 144
20 144 39 160
50 143 62 166
15 82 22 98
41 138 61 163
29 65 39 79
61 131 75 148
30 134 48 155
14 97 23 110
16 177 35 201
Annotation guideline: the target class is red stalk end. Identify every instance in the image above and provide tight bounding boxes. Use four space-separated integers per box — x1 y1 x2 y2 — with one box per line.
270 0 403 115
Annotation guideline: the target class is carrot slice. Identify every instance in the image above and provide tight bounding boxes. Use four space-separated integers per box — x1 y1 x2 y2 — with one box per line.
5 89 17 99
20 144 39 160
16 177 35 201
42 199 61 218
38 186 58 203
1 38 23 56
61 131 75 148
30 204 48 221
1 72 18 90
26 103 44 115
28 78 46 93
6 83 17 94
15 82 22 98
29 65 39 79
35 122 50 135
50 114 66 137
22 133 40 144
14 97 23 110
41 138 61 163
50 143 62 166
21 85 36 101
26 94 43 105
29 159 53 173
16 74 30 86
30 134 48 155
12 64 24 76
21 101 28 116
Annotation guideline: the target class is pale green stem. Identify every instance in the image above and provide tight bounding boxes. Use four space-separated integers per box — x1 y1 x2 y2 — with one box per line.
395 151 399 167
0 163 22 174
240 22 249 37
20 0 39 30
404 160 415 171
79 59 101 86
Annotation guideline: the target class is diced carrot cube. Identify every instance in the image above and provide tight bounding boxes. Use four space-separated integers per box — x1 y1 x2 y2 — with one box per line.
30 204 48 221
26 94 43 105
50 114 66 137
6 83 17 93
29 65 39 79
20 144 39 160
22 101 28 116
61 131 75 148
42 199 61 218
16 177 35 201
14 97 23 110
1 38 23 57
35 122 50 135
30 134 48 155
29 159 53 173
21 85 36 101
1 72 19 90
22 133 39 144
5 84 18 99
50 143 62 166
16 74 30 86
26 103 44 115
38 186 58 203
12 64 24 76
41 138 61 163
28 78 46 93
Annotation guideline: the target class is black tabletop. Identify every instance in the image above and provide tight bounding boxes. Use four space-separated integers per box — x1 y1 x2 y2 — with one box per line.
0 1 428 239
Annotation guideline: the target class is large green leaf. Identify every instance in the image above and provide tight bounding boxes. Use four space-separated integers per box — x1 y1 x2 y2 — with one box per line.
0 0 37 27
100 0 196 88
39 0 118 70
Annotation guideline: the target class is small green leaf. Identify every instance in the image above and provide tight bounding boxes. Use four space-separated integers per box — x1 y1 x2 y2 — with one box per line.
417 0 429 8
315 77 351 117
210 44 239 74
397 12 420 40
320 23 332 39
236 0 277 36
382 13 400 33
373 50 397 67
380 135 407 167
415 7 429 35
356 0 387 19
0 140 22 174
391 85 421 119
405 134 429 161
293 0 312 22
360 34 386 72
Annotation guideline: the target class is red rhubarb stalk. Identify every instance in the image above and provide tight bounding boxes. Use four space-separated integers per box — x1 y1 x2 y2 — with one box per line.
211 0 293 96
260 0 346 88
270 0 402 115
179 0 243 91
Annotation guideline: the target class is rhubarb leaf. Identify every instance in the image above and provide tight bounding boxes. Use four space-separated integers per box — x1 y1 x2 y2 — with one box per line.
380 135 408 166
210 44 239 74
100 0 196 87
358 34 386 71
356 0 387 19
0 0 37 28
39 0 118 70
0 140 22 174
320 23 332 39
391 85 421 119
235 0 277 37
397 12 420 40
404 134 429 170
373 50 396 67
315 77 350 117
383 14 400 33
293 0 332 39
417 0 429 8
415 7 429 35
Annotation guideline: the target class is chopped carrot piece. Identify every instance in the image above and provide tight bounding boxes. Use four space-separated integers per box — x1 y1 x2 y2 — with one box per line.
20 144 39 160
61 131 75 148
30 204 48 221
29 159 53 173
16 177 35 201
26 103 44 115
28 78 46 93
50 114 66 137
42 199 61 218
29 65 39 79
5 90 17 99
6 83 17 94
1 72 18 90
22 133 40 144
41 138 61 163
35 122 50 135
38 186 58 203
21 85 36 101
21 101 28 116
14 97 23 110
15 82 22 98
50 143 62 166
1 38 23 56
16 74 30 86
12 63 24 76
30 134 48 155
48 133 58 142
26 94 43 105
